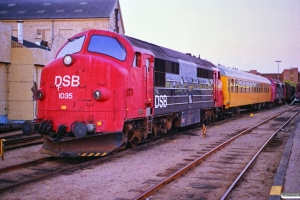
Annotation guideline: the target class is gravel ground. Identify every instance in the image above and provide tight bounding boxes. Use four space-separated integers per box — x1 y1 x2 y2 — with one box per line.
0 105 296 200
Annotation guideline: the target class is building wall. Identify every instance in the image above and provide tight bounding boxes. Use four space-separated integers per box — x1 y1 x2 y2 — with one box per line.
0 22 11 63
283 68 299 83
7 47 49 121
0 63 8 123
260 73 283 82
0 22 11 123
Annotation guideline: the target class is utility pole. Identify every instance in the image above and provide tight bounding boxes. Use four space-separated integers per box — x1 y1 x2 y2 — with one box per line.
275 61 281 80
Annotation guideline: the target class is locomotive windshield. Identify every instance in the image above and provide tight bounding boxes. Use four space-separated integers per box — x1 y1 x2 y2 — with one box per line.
56 36 85 58
88 35 126 61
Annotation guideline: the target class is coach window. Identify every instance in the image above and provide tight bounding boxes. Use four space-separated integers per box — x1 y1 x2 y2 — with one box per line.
260 83 262 93
230 79 234 93
133 52 141 68
239 80 243 93
247 82 250 93
249 82 251 93
235 80 238 93
228 79 230 92
250 82 253 93
244 81 247 93
255 83 257 93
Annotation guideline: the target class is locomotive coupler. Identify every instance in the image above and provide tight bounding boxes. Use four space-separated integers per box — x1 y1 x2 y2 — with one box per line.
39 120 53 133
54 124 67 142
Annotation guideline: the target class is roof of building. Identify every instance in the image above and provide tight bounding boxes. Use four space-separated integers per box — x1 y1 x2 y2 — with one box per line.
0 0 117 20
11 36 49 50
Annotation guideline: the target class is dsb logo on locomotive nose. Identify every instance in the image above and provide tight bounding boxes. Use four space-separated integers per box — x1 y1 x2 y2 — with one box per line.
54 75 80 87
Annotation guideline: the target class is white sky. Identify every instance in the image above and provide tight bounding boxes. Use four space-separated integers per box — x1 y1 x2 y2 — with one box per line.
119 0 300 73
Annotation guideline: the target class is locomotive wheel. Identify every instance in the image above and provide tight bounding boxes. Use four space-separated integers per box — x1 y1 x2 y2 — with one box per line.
129 137 138 148
150 130 157 139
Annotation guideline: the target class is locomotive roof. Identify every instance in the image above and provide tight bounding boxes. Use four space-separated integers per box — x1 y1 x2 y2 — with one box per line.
217 64 270 83
124 36 215 70
0 0 117 20
268 78 284 85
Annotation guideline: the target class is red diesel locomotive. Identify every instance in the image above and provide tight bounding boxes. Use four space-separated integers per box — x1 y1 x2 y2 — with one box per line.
22 30 284 157
22 30 222 156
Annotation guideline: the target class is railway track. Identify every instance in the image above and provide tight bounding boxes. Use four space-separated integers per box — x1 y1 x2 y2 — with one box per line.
1 134 43 151
0 156 106 193
0 124 22 133
0 106 297 199
133 107 300 199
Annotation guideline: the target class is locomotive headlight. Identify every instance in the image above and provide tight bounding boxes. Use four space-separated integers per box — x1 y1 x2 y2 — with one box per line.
93 88 111 102
93 90 102 101
35 89 45 100
63 54 73 66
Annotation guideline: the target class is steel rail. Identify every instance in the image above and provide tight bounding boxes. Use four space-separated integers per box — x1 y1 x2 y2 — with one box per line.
0 133 23 140
0 153 121 193
133 107 297 200
220 110 300 200
4 136 43 151
0 157 50 174
4 135 42 144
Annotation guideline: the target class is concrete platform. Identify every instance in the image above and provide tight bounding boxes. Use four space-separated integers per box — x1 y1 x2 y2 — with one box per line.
269 117 300 200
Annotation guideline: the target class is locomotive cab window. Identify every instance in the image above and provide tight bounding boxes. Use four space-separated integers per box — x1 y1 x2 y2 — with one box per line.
88 35 126 61
133 52 141 68
146 58 150 72
56 36 86 58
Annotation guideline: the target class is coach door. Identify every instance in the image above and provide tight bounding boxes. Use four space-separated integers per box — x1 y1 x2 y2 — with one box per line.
143 54 154 116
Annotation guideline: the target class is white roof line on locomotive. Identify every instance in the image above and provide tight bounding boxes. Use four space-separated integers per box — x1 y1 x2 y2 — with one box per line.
217 64 270 84
124 35 214 70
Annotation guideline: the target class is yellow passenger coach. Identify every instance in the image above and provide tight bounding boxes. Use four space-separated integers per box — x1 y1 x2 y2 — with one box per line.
217 65 271 114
